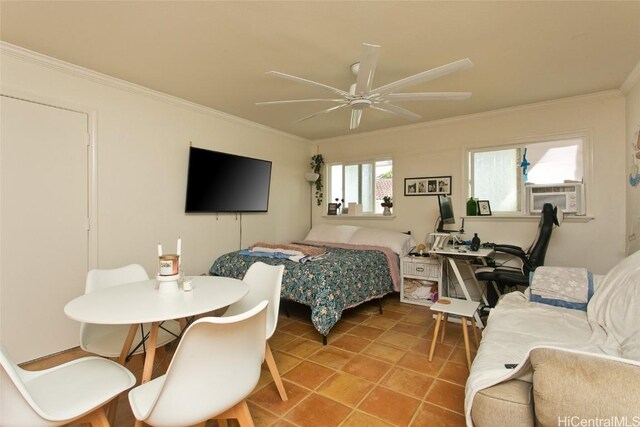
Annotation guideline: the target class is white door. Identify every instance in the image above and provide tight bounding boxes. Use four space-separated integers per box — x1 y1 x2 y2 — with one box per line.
1 95 89 363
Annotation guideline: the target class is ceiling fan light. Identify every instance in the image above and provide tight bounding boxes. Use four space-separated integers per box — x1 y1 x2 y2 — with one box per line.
349 99 372 110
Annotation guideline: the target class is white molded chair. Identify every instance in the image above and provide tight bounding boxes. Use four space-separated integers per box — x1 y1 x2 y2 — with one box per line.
81 264 182 360
222 262 288 401
128 300 268 427
0 344 135 427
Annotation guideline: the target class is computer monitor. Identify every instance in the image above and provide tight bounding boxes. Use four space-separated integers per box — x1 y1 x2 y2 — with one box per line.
437 195 457 233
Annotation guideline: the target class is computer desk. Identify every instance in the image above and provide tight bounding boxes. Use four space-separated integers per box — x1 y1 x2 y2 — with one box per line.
429 245 495 327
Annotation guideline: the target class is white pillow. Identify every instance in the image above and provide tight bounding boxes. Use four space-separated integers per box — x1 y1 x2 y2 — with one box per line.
587 250 640 345
348 227 415 256
304 224 360 244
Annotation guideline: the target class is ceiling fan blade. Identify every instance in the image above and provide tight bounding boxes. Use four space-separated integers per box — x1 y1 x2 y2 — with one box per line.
294 103 348 124
372 58 473 97
371 103 422 121
350 109 363 130
256 99 345 105
382 92 472 101
266 71 351 97
354 43 380 95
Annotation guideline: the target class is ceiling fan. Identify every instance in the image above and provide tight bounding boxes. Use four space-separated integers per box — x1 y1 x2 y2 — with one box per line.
257 43 473 130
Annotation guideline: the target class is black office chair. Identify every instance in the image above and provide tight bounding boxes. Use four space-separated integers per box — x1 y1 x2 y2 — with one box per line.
476 203 560 306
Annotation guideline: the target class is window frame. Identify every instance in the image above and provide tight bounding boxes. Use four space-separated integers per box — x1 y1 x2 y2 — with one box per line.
464 131 591 215
328 158 393 214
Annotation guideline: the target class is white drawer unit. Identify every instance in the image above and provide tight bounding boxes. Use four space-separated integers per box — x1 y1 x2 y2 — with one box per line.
400 255 441 306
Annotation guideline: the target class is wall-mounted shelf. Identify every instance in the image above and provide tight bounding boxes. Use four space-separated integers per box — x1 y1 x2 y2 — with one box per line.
321 214 396 220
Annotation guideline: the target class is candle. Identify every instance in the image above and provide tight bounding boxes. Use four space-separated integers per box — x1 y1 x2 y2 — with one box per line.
157 243 163 257
177 237 182 257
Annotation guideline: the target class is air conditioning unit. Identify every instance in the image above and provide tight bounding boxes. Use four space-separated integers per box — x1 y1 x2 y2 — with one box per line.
525 183 585 215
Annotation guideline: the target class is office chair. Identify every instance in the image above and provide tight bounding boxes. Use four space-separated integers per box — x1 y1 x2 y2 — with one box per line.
475 203 560 306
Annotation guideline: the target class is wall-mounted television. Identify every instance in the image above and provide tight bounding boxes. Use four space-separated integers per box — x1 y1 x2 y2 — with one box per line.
185 147 272 213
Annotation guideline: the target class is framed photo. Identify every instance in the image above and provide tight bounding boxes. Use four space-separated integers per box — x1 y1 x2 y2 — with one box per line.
404 176 452 196
478 200 492 216
327 203 338 215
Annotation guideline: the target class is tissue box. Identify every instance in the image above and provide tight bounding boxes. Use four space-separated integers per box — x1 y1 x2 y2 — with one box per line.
348 203 363 216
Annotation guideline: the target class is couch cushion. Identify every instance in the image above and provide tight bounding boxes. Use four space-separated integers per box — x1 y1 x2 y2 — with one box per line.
471 379 534 427
587 250 640 345
531 347 640 427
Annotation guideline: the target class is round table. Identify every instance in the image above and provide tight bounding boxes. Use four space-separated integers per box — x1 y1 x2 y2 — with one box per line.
65 276 248 382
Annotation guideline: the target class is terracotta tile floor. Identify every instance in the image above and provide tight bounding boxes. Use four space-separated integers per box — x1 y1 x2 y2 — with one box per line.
32 293 478 427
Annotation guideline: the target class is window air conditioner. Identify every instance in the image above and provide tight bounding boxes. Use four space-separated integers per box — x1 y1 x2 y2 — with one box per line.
525 183 585 215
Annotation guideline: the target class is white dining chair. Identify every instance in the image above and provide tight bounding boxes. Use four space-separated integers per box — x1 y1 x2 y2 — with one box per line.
0 343 136 427
81 264 182 361
222 262 288 401
128 300 268 427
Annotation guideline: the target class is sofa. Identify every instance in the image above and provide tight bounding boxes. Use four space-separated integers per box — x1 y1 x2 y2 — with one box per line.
465 250 640 426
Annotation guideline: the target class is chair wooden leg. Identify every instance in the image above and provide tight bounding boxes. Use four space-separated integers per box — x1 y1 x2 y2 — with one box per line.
215 401 254 427
461 316 472 370
134 419 145 427
428 312 442 362
77 407 110 427
471 316 480 347
264 342 288 401
440 313 448 343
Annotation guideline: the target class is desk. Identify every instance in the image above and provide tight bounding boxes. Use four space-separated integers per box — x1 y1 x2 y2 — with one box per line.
65 276 248 383
429 246 494 327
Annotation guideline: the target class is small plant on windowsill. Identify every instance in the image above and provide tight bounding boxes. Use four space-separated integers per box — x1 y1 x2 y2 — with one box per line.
381 196 393 216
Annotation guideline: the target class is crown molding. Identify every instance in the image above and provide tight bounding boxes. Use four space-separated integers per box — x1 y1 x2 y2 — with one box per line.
316 90 622 145
621 58 640 94
0 42 308 144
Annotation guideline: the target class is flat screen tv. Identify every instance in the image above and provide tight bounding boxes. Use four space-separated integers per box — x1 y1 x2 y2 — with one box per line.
185 147 272 213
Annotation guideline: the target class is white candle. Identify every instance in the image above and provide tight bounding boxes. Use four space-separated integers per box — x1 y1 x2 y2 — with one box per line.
177 237 182 257
157 243 162 257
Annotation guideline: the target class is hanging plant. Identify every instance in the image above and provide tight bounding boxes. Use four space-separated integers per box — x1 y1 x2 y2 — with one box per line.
311 154 324 206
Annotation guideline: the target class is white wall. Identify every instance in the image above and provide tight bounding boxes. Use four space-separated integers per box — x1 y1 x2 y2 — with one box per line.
314 91 627 274
0 44 311 355
625 67 640 255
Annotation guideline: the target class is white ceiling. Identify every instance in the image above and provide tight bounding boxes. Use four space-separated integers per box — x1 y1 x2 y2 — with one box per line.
1 1 639 141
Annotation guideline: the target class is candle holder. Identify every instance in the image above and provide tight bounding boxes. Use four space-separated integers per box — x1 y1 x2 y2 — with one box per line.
157 237 182 294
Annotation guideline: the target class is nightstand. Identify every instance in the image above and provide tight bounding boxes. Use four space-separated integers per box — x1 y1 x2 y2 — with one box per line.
400 255 441 306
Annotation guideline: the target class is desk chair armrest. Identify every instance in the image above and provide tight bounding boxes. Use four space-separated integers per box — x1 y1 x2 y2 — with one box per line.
493 245 526 259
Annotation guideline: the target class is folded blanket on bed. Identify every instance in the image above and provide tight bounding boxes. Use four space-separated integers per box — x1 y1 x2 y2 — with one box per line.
530 266 594 311
249 242 326 256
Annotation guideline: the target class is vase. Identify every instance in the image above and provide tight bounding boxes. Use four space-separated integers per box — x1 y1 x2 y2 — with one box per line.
382 205 392 216
466 197 478 216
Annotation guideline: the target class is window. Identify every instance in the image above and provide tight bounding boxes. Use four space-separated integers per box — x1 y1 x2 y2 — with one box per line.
329 160 392 214
468 136 586 214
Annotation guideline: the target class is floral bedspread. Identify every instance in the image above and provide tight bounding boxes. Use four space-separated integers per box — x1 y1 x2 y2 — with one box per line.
209 245 395 336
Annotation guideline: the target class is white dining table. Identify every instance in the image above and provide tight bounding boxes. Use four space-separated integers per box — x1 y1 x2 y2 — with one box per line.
65 275 249 383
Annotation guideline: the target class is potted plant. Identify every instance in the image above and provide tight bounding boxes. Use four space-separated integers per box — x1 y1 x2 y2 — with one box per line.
310 154 324 206
381 196 393 216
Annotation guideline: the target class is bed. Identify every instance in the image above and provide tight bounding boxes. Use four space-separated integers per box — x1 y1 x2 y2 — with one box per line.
209 225 414 342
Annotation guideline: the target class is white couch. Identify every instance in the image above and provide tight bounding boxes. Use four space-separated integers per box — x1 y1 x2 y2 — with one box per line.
465 250 640 426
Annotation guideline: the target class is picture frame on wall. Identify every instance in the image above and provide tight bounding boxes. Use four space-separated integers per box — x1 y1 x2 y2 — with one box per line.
404 176 452 196
478 200 492 216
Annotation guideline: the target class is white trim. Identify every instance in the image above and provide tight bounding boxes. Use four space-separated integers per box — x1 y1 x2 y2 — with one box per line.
0 90 99 271
463 215 594 223
316 90 621 144
322 215 396 220
621 59 640 94
0 41 307 144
